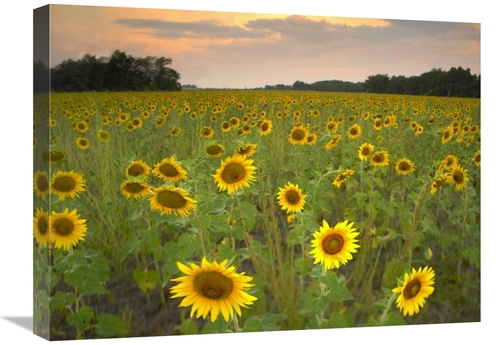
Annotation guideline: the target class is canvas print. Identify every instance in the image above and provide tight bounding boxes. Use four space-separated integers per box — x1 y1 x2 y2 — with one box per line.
33 4 480 341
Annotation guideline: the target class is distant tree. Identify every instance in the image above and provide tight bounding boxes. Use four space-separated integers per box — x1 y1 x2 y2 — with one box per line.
364 74 390 93
33 60 49 93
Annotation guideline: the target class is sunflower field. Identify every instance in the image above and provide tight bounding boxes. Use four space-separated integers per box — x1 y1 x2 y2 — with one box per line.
33 89 480 340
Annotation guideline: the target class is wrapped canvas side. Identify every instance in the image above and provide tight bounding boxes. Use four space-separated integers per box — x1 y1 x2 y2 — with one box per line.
33 4 51 340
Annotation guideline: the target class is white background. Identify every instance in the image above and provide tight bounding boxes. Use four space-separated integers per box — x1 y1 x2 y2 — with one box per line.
1 1 495 344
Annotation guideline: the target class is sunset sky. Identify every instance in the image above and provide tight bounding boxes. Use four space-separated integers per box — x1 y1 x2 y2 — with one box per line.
43 2 481 89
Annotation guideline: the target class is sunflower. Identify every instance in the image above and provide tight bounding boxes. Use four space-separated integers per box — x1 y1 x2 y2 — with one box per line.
392 266 435 317
370 150 390 167
50 208 87 250
200 126 214 139
472 150 480 167
326 121 339 133
347 124 362 139
234 143 257 159
152 157 188 182
120 180 151 199
394 158 415 175
430 174 450 194
74 120 88 133
126 160 151 179
50 170 86 200
373 118 383 131
277 182 307 214
33 208 50 248
325 134 342 150
170 127 182 136
98 130 111 143
221 121 231 132
287 215 296 224
149 185 197 217
206 144 225 158
305 133 318 145
76 137 90 150
332 169 355 188
358 143 374 161
289 124 309 145
441 126 453 144
310 219 360 270
34 170 50 199
448 164 469 191
259 119 273 136
213 156 257 194
170 257 257 322
229 117 240 128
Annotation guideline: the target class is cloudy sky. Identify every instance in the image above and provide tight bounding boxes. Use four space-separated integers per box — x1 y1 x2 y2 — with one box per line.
44 2 480 89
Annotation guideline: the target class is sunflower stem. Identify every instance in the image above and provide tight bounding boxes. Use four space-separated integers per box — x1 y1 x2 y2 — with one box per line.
379 293 397 326
232 313 240 333
192 210 213 259
234 193 261 275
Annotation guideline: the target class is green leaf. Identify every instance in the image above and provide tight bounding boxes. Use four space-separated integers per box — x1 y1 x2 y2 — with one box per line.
66 305 94 332
138 225 160 254
385 311 407 326
50 291 77 311
319 271 354 301
200 316 230 334
328 311 350 328
95 313 129 337
298 293 328 315
242 314 285 332
133 268 159 293
177 232 202 260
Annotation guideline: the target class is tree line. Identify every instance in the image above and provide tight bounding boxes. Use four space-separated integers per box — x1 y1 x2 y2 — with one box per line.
262 66 480 98
45 50 182 92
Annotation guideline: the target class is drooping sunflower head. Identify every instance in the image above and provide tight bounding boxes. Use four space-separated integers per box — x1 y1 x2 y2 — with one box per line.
443 155 458 170
310 219 360 270
149 186 197 218
277 182 307 214
395 158 416 175
34 170 50 199
98 129 111 143
347 124 362 139
325 134 342 150
213 156 257 194
234 143 257 159
392 266 435 317
170 257 257 322
50 170 86 200
448 164 469 191
152 157 188 182
42 150 66 163
33 208 50 248
358 143 374 161
76 137 90 150
289 124 309 145
206 144 225 158
441 126 453 144
126 160 151 179
430 174 450 194
50 208 87 250
170 127 182 136
472 150 480 167
332 169 355 188
120 180 151 199
370 150 390 167
305 133 318 145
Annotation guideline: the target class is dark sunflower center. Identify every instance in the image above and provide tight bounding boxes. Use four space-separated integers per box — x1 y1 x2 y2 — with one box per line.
38 216 49 235
125 182 146 194
373 153 384 163
398 162 411 171
403 278 422 299
285 190 300 205
156 190 187 209
202 128 212 136
361 147 371 156
350 128 358 135
322 233 344 255
52 217 75 236
292 128 306 141
37 175 49 192
79 139 89 146
52 176 76 192
261 123 269 131
453 171 463 183
207 145 222 155
474 154 480 163
193 271 233 300
159 163 179 177
337 174 346 182
221 163 245 183
444 131 451 139
128 165 144 176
